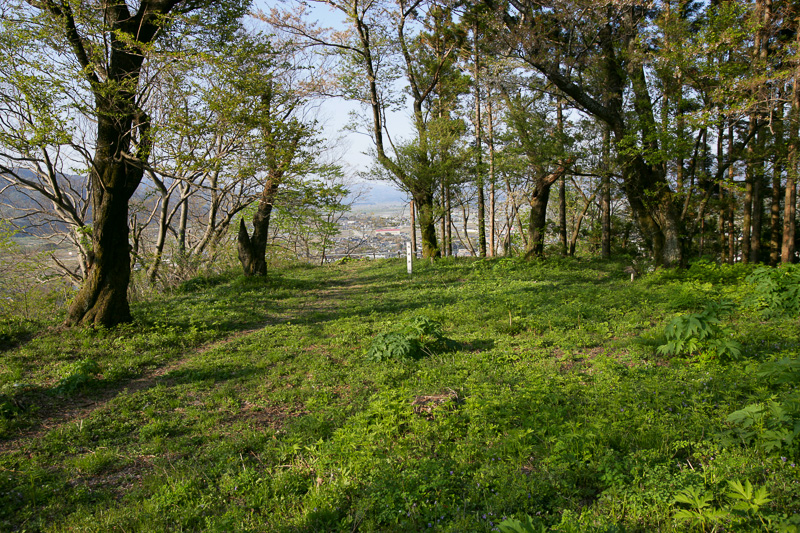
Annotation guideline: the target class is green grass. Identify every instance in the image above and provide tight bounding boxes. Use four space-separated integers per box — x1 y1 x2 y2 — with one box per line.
1 257 799 531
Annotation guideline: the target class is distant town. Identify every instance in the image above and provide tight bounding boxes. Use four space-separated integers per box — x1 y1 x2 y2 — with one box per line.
323 203 482 261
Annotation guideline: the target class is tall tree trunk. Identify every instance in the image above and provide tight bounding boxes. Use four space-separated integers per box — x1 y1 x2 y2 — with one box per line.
488 96 497 257
178 183 189 256
446 187 453 257
439 185 447 256
67 166 136 326
717 122 728 262
784 171 798 263
474 23 486 257
525 186 551 259
770 102 784 265
60 1 180 326
504 175 514 256
66 109 145 326
524 165 570 259
601 127 612 259
748 0 770 264
414 192 440 258
626 53 684 267
557 100 568 256
743 123 755 264
569 190 597 256
749 131 765 263
237 180 279 276
147 185 170 285
727 125 738 263
410 199 417 257
785 29 800 263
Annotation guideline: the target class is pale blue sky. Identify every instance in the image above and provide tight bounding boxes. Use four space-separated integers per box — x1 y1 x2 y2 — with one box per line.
251 0 411 204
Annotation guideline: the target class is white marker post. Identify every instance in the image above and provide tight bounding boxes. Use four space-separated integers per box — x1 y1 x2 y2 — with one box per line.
406 241 413 275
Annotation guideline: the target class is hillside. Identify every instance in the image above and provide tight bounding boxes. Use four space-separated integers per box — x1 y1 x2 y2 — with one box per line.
0 258 799 532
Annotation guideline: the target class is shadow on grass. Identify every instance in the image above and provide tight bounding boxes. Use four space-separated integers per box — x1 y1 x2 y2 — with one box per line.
163 364 264 385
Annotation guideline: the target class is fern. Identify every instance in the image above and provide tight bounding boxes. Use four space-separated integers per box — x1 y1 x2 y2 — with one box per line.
365 332 423 362
746 265 800 318
364 316 456 363
657 301 742 361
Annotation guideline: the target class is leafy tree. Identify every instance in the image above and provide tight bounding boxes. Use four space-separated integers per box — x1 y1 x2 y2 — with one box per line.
488 1 690 266
271 171 354 264
0 10 93 281
265 0 468 258
500 84 572 258
1 1 250 326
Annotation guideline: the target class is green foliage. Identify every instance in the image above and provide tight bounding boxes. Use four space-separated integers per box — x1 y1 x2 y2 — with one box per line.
365 332 423 362
673 480 784 531
2 258 800 532
0 383 28 419
657 301 743 360
746 265 800 318
54 359 101 394
685 259 753 285
673 486 727 530
498 515 545 533
364 315 454 362
175 273 229 294
722 357 800 456
272 172 352 263
724 401 798 454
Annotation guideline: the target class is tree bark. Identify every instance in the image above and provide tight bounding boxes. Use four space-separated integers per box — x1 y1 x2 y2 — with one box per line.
785 41 800 263
525 186 551 259
524 164 570 259
770 102 784 265
410 199 417 257
557 100 568 256
413 191 440 258
446 186 453 256
601 126 612 259
742 121 756 263
52 0 191 326
439 185 447 256
474 22 486 257
66 178 135 326
238 180 279 277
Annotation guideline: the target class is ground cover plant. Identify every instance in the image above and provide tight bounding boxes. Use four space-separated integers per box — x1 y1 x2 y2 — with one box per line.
1 257 799 532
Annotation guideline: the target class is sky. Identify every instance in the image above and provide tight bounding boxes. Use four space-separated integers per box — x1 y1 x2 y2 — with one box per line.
251 0 411 205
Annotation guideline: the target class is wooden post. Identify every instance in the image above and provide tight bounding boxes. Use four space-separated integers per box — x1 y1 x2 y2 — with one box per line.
406 242 413 275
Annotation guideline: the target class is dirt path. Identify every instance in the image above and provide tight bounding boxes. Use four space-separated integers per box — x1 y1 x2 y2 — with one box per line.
0 270 358 455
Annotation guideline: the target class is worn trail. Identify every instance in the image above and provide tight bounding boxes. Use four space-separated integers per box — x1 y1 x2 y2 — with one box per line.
0 270 358 455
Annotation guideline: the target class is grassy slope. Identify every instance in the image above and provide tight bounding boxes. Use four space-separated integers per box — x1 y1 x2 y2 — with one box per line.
0 257 798 532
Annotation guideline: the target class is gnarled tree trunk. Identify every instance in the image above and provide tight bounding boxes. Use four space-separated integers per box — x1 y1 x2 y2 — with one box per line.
413 191 440 258
66 168 137 326
66 98 147 326
238 180 279 277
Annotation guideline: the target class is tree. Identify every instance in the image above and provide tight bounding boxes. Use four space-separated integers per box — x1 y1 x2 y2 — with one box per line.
486 0 696 266
264 0 468 258
223 37 322 277
500 83 572 258
270 171 355 264
1 1 250 326
0 11 93 282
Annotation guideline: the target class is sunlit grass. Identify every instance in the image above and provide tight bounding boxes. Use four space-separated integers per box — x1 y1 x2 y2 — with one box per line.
1 257 798 531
